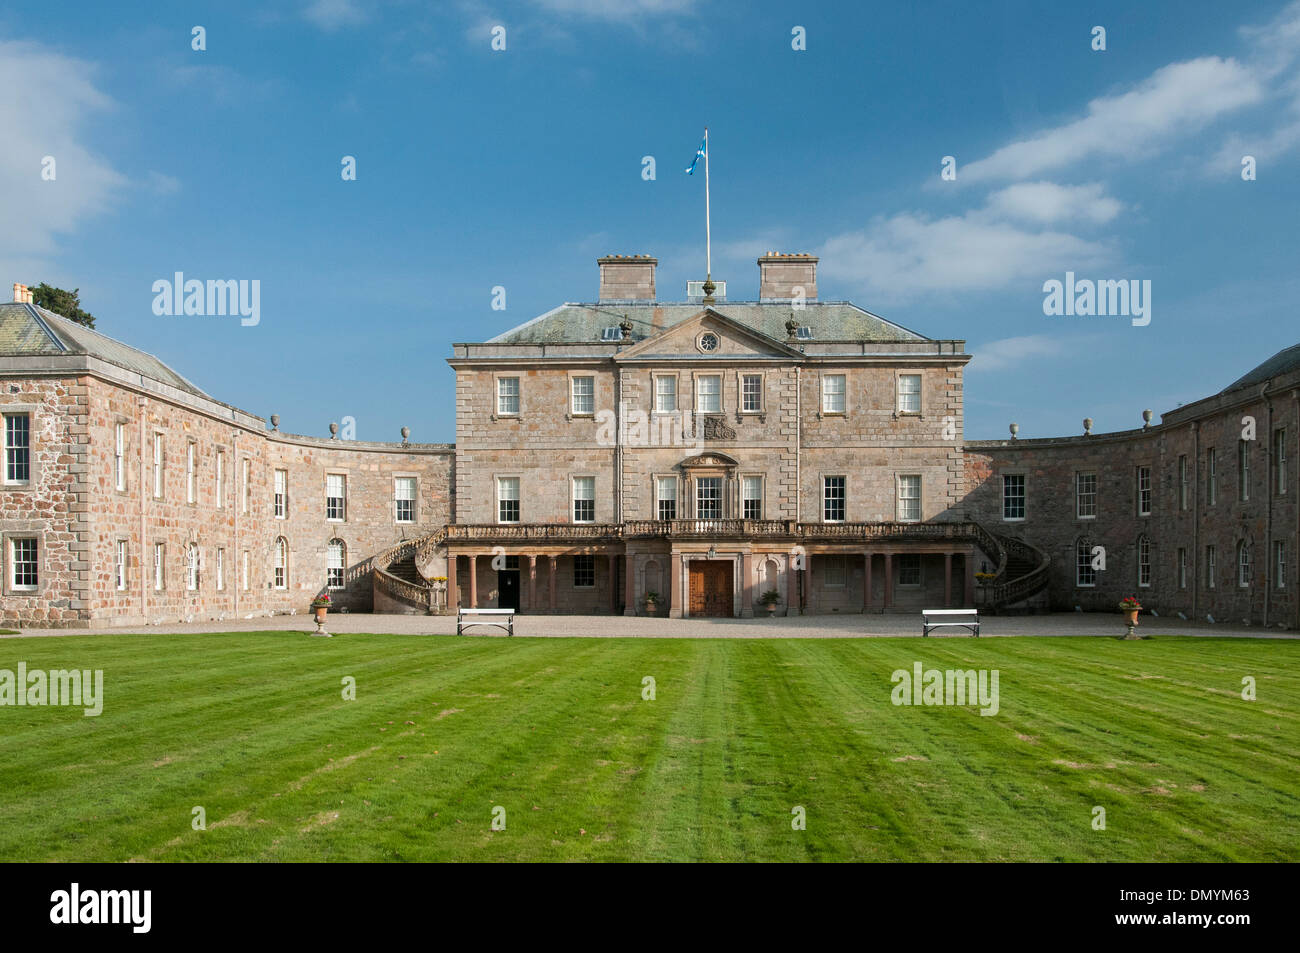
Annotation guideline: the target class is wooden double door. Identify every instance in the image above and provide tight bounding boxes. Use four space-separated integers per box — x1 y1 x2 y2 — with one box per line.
689 561 734 617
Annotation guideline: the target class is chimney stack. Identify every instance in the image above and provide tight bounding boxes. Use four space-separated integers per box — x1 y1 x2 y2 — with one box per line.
12 283 33 304
597 255 656 301
758 253 817 302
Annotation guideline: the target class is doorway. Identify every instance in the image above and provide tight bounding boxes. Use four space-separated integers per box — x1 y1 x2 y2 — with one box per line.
688 560 733 617
498 557 520 611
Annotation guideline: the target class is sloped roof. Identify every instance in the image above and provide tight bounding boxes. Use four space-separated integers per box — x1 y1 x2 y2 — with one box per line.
485 301 930 345
1222 342 1300 394
0 302 209 398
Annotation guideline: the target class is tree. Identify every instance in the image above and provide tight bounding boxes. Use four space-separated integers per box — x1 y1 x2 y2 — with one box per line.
29 283 95 329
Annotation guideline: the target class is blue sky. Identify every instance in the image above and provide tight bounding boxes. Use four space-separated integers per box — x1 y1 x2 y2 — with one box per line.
3 0 1299 443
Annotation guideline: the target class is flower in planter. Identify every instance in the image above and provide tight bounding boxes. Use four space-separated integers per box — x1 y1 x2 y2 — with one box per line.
1117 596 1142 611
311 593 333 608
975 572 998 583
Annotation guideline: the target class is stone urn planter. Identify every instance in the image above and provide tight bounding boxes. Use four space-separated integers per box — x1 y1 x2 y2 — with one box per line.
643 591 661 616
310 596 332 637
1118 597 1142 639
759 589 782 617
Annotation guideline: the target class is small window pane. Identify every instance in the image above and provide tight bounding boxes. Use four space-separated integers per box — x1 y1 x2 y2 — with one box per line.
572 377 595 415
823 476 846 522
573 554 595 588
573 476 595 523
1003 474 1025 520
696 376 721 414
497 377 520 415
498 477 520 523
696 477 722 519
656 476 677 520
898 375 921 413
898 475 921 521
822 375 846 414
655 376 677 413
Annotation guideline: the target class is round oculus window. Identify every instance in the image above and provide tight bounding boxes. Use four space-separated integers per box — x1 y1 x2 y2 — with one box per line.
698 332 719 352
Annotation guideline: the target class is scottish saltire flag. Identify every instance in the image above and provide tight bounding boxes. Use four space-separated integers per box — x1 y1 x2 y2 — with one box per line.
685 135 706 174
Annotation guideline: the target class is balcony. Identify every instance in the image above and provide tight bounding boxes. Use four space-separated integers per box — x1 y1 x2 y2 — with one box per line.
444 520 979 542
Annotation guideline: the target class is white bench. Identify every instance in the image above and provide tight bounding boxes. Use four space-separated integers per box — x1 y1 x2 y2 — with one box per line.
457 607 515 636
922 608 979 637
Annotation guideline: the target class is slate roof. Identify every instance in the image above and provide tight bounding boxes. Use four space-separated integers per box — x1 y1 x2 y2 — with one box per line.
0 302 209 398
1223 342 1300 394
485 302 930 345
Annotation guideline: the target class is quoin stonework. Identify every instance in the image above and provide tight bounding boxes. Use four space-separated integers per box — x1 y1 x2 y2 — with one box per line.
1 262 1297 628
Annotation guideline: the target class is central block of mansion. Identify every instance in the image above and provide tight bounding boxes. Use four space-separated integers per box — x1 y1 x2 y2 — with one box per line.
1 254 1297 628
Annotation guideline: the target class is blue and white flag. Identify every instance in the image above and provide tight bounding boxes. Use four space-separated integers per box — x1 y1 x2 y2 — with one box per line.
685 135 707 175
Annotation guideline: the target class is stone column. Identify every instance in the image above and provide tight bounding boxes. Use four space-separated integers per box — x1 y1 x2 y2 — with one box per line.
883 553 893 609
548 556 558 613
863 552 872 612
624 551 636 617
944 553 953 608
608 553 619 614
805 555 817 615
740 552 754 617
468 553 478 609
670 552 683 618
787 554 799 616
527 554 537 613
964 553 975 608
446 551 458 611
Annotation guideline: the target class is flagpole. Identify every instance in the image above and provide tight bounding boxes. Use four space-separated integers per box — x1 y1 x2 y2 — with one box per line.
704 127 711 280
703 127 715 302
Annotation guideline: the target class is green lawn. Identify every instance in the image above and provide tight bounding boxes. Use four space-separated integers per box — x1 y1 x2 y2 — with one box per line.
1 632 1297 861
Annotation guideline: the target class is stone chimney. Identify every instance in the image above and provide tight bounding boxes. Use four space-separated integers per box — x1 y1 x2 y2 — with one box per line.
12 283 33 304
597 255 656 301
758 253 817 302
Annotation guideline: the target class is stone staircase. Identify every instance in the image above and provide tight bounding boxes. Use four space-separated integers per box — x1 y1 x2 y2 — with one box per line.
970 522 1051 613
385 553 426 587
370 529 448 615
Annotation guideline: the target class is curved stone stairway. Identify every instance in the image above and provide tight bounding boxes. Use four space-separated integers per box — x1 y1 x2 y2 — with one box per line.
371 529 447 614
970 522 1052 612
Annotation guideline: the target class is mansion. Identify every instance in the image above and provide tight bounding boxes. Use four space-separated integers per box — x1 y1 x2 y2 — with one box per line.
1 255 1297 629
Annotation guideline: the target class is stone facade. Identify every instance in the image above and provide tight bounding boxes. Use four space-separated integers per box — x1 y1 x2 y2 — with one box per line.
965 372 1300 628
2 331 452 627
2 266 1297 628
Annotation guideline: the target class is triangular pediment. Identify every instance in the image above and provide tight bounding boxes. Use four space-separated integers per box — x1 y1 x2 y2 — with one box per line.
615 307 804 361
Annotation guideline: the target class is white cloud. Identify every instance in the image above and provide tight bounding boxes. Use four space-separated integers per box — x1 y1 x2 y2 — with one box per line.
817 210 1113 302
1206 2 1300 173
303 0 369 31
529 0 695 19
0 41 124 279
145 171 181 196
983 182 1121 226
962 57 1263 183
967 335 1068 374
